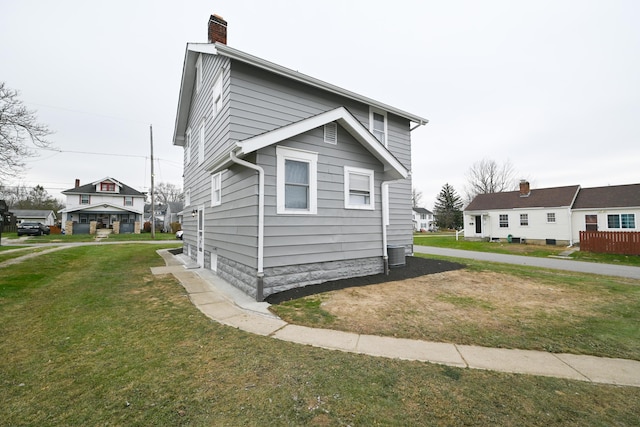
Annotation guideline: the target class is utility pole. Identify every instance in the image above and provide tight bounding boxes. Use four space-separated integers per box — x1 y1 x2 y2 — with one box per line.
150 125 155 239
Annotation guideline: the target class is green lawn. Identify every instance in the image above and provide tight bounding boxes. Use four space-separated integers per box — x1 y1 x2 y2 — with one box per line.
1 245 639 425
414 233 640 266
2 231 178 243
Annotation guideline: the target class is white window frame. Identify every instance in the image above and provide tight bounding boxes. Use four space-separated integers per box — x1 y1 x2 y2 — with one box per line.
547 212 556 223
212 70 223 119
520 213 529 226
369 107 388 147
499 214 509 228
211 172 222 207
185 128 191 165
198 120 205 165
276 146 318 215
184 189 191 207
195 54 202 93
344 166 375 210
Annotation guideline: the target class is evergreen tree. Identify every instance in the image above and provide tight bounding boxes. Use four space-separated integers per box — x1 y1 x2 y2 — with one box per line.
433 183 463 230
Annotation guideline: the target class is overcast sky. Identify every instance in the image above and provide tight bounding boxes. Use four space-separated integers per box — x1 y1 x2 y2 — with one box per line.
2 0 639 209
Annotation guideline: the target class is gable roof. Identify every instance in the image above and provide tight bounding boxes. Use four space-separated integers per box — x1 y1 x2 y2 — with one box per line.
413 207 433 215
11 209 56 219
572 183 640 209
465 185 580 211
173 42 428 145
206 107 409 180
61 177 145 196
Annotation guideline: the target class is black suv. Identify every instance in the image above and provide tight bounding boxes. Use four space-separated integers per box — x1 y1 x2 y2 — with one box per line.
17 222 50 236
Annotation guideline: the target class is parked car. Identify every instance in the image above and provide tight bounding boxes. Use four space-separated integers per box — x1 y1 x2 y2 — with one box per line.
17 222 50 236
176 230 183 240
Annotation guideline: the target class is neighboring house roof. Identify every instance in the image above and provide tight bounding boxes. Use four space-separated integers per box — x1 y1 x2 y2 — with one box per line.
173 42 428 146
207 107 408 179
12 209 56 219
59 202 143 215
572 183 640 209
61 177 145 196
413 207 433 215
465 185 580 211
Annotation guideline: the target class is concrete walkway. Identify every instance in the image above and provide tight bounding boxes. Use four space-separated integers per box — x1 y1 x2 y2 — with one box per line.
152 249 640 388
414 246 640 279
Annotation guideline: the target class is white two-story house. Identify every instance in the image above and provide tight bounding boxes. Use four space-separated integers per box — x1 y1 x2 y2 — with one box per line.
59 177 146 234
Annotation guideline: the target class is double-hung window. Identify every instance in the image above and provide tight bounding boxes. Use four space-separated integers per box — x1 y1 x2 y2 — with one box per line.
185 128 192 165
344 166 374 210
369 107 387 146
520 213 528 226
184 189 191 207
124 196 133 206
80 194 90 205
499 214 509 228
212 71 223 118
211 172 222 207
547 212 556 223
276 146 317 214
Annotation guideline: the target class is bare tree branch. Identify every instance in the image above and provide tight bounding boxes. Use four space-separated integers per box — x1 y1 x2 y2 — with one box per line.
464 159 519 203
0 82 53 182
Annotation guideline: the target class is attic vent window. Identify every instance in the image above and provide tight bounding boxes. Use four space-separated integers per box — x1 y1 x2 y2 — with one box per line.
324 122 337 144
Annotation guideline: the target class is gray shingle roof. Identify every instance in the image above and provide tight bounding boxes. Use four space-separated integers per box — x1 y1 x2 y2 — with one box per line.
465 185 580 211
572 183 640 209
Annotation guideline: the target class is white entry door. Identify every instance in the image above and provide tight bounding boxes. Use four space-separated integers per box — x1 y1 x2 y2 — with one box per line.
197 206 204 267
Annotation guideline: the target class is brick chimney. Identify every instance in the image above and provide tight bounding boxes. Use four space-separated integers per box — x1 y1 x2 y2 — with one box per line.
208 14 227 44
75 179 80 188
519 180 530 197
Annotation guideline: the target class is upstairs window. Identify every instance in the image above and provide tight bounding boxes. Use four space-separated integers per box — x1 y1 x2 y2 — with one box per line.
185 128 192 165
369 108 387 146
212 71 223 118
276 146 317 215
80 194 90 205
198 120 205 165
195 54 202 92
185 189 191 207
124 196 133 206
100 182 115 192
499 214 509 228
344 166 374 210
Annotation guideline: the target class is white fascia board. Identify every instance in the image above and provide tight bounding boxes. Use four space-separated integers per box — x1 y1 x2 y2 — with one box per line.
237 107 408 179
214 43 428 126
91 177 122 187
173 44 219 146
60 203 142 214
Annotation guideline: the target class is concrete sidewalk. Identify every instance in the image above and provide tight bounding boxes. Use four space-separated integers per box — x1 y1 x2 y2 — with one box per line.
152 249 640 388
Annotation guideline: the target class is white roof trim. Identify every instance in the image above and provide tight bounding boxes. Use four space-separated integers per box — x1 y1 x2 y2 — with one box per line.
90 177 123 187
60 202 142 215
234 106 408 179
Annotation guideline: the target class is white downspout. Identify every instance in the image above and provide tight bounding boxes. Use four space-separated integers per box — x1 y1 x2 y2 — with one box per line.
229 150 265 300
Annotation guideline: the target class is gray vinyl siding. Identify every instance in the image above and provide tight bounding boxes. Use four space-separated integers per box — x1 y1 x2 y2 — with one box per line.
260 125 385 268
227 60 414 254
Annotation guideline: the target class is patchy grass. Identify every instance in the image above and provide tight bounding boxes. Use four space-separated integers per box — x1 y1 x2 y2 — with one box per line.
1 245 639 425
414 234 640 266
0 246 59 264
272 254 640 360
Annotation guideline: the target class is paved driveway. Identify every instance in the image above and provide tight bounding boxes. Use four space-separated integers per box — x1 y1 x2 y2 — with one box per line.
414 246 640 280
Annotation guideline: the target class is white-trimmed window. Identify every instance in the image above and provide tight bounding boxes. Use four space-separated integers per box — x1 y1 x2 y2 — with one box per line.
185 128 192 165
124 196 133 206
195 54 202 92
547 212 556 223
369 107 387 146
184 189 191 207
80 194 90 205
608 213 636 229
198 120 205 165
276 146 318 215
520 213 529 226
212 71 223 119
499 214 509 228
344 166 374 210
211 172 222 207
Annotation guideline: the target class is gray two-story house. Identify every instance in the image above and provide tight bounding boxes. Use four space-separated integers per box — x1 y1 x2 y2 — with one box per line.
173 15 428 301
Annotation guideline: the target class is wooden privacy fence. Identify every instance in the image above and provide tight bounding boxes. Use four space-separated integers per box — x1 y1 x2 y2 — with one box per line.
579 231 640 255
